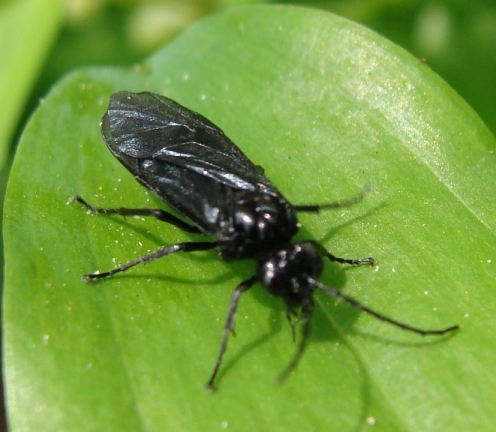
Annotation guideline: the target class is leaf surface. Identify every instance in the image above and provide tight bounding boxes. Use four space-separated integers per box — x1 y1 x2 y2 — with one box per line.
4 5 496 431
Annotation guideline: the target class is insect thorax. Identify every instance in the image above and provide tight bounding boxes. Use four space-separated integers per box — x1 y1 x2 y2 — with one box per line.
217 192 298 260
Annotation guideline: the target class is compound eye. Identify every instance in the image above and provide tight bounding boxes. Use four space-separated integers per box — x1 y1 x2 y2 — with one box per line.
259 257 286 297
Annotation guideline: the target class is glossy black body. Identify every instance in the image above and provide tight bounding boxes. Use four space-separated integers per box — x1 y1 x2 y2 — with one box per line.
102 92 299 261
74 91 458 391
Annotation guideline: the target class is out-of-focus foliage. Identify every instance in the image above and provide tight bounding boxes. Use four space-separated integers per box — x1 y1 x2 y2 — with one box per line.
8 0 496 160
0 0 62 170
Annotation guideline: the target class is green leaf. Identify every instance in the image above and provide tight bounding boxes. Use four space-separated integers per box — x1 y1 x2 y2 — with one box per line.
4 5 496 431
0 0 62 169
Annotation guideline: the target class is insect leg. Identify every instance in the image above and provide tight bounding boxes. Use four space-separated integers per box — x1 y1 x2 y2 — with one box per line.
277 298 314 384
84 241 218 282
205 275 258 392
311 278 459 335
71 195 201 233
285 307 298 342
310 240 375 266
293 183 373 213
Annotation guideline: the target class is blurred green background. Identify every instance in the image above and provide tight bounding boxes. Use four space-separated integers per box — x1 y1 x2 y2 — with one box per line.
5 0 496 168
1 0 495 430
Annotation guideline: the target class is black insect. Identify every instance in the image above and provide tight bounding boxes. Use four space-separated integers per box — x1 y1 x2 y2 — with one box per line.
73 91 459 391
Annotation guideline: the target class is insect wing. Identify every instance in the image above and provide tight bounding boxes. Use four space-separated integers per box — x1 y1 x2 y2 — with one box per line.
136 155 243 236
102 91 277 195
